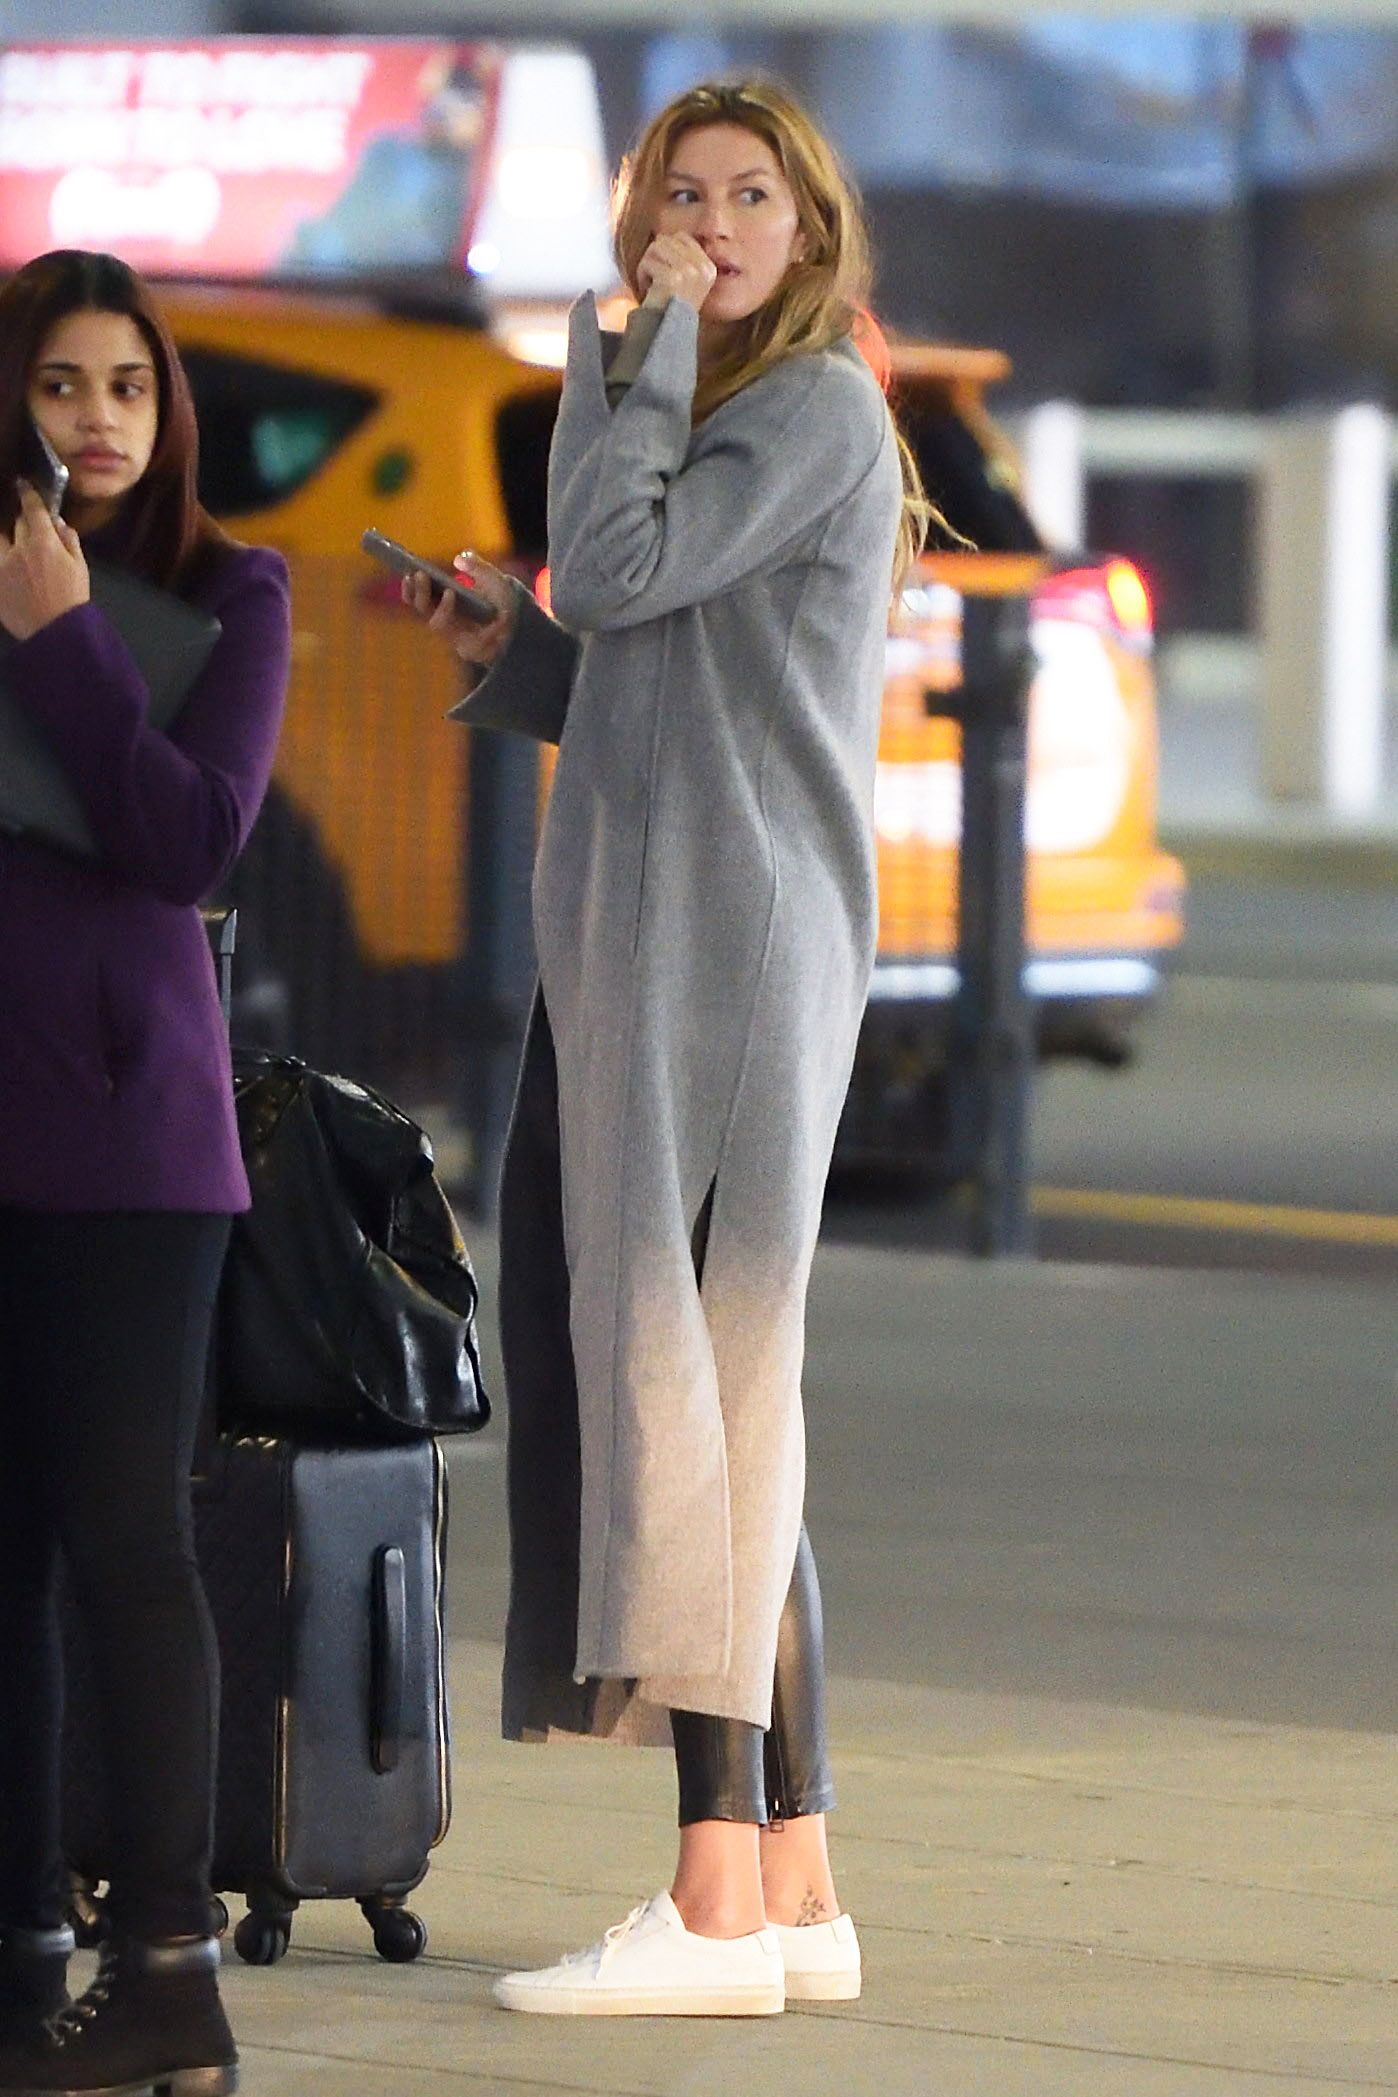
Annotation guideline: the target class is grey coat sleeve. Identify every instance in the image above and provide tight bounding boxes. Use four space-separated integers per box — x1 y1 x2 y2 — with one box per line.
444 578 579 745
548 293 891 633
604 302 666 403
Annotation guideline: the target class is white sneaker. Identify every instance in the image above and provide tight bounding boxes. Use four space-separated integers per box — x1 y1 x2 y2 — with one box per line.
493 1891 785 2017
771 1912 861 2000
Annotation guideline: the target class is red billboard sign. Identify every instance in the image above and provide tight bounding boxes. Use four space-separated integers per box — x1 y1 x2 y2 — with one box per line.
0 40 501 278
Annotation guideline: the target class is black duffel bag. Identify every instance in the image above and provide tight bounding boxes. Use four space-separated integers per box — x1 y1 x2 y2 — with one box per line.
218 1049 489 1442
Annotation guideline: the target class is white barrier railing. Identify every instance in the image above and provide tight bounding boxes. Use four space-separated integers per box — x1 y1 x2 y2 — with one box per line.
1018 403 1395 819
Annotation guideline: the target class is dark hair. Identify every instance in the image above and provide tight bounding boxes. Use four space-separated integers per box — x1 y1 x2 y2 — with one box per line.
0 249 223 590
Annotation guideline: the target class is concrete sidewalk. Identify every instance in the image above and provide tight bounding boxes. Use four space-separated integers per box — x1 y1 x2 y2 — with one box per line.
211 1642 1396 2094
178 1243 1398 2092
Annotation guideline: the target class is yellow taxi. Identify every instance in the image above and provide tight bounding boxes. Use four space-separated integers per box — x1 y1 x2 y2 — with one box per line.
155 284 1184 1158
850 341 1185 1156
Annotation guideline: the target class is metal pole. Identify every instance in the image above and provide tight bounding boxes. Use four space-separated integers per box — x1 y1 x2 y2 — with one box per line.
457 730 538 1220
944 593 1036 1256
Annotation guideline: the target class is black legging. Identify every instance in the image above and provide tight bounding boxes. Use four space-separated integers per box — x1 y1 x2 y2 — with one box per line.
669 1526 836 1826
498 992 835 1827
0 1209 230 1942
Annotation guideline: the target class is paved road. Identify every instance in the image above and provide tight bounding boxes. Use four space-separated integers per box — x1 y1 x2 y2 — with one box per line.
827 875 1398 1276
405 871 1397 2092
211 1192 1397 2091
394 1234 1396 2096
450 1227 1397 1740
409 873 1398 2092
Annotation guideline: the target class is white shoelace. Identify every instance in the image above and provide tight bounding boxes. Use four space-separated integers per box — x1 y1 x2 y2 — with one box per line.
559 1901 651 1976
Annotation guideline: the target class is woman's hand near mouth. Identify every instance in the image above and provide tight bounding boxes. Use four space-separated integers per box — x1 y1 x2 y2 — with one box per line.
637 232 719 314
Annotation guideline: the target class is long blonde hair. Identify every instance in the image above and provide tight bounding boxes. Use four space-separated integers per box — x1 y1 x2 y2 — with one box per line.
613 79 934 590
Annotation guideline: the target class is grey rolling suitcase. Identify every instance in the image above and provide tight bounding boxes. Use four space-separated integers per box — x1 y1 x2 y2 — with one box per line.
63 1414 452 1966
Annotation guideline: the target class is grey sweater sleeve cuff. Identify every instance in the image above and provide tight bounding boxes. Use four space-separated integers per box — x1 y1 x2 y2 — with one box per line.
604 303 667 404
445 579 578 745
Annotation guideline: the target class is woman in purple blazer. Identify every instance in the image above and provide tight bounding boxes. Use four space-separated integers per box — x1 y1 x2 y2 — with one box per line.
0 252 289 2097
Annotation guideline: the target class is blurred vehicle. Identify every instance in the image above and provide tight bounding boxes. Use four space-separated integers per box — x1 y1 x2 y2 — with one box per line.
149 288 1183 1160
849 340 1186 1163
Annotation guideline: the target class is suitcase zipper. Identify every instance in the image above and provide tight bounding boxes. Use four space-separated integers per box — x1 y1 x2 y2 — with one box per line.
275 1457 294 1870
430 1439 451 1847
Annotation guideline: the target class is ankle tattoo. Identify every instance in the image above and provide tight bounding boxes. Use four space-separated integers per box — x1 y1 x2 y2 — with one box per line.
795 1887 829 1928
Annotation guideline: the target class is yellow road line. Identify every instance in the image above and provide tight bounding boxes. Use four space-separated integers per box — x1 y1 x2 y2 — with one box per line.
1031 1186 1398 1247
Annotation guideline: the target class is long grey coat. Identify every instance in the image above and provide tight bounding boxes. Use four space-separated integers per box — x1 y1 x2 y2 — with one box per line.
454 292 902 1730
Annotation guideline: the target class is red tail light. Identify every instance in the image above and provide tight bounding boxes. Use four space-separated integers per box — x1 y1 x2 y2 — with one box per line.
1033 558 1154 650
1105 559 1152 636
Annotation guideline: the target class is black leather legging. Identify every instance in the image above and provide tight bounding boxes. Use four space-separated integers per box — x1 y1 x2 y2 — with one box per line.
498 992 835 1826
670 1526 836 1826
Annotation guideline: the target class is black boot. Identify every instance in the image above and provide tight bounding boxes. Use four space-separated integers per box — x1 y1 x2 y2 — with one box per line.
0 1931 73 2048
0 1934 236 2096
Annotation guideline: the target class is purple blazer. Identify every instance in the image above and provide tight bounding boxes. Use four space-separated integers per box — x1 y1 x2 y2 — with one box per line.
0 535 291 1214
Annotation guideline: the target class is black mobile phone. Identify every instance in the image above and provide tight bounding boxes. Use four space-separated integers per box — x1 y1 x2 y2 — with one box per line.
361 527 498 626
20 419 69 520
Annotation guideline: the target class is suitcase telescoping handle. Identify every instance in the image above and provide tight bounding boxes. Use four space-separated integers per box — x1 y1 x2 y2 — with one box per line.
370 1545 407 1774
201 905 237 1028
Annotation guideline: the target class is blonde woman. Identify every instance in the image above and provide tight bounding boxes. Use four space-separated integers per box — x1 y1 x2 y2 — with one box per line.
408 79 921 2016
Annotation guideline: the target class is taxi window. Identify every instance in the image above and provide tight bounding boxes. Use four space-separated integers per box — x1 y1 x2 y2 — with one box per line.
180 348 378 517
495 388 559 560
900 396 1043 555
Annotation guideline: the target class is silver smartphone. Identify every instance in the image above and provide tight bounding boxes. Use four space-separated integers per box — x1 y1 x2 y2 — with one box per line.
24 419 70 520
361 527 498 626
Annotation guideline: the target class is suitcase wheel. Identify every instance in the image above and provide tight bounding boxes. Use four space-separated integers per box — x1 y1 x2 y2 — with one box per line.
233 1908 292 1966
360 1897 428 1964
210 1896 230 1940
